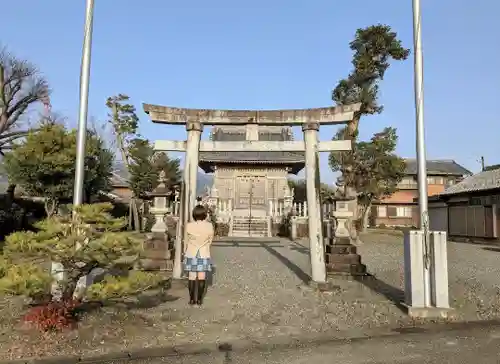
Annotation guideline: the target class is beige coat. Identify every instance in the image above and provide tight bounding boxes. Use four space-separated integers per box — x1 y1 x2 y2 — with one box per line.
183 220 214 259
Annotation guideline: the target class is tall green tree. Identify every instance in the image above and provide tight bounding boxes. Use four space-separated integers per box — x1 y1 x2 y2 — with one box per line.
106 94 181 231
287 179 337 203
331 25 409 187
2 123 113 216
106 94 139 165
332 25 410 142
329 24 409 236
330 127 405 231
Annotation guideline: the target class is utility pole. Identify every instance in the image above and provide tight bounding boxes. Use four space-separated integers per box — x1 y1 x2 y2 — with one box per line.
412 0 431 307
73 0 95 208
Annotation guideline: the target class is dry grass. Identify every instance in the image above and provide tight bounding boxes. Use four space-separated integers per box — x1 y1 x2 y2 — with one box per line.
0 287 182 361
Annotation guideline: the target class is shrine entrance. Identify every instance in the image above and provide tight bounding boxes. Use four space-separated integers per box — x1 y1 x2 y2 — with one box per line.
144 102 360 283
235 175 266 210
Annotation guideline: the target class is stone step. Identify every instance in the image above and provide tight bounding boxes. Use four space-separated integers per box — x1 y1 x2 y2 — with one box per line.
325 253 361 265
230 231 268 237
232 229 267 233
232 222 267 226
233 225 267 228
233 219 267 222
325 244 359 255
232 223 267 227
326 262 368 275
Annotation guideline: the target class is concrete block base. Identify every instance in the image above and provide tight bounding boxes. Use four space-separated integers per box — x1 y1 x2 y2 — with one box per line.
401 303 455 319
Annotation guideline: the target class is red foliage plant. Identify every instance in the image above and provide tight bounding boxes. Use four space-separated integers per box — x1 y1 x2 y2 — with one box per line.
24 299 81 332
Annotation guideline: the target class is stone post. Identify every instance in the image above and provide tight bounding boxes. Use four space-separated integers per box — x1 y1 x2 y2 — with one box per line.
291 216 298 241
283 187 293 214
186 121 203 220
173 181 186 279
302 121 326 283
208 185 218 207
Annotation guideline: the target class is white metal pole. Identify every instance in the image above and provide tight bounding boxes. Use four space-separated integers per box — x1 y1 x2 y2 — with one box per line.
73 0 95 207
412 0 431 307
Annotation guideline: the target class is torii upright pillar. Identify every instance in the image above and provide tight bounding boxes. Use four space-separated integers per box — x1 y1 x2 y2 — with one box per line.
302 121 326 283
172 121 203 279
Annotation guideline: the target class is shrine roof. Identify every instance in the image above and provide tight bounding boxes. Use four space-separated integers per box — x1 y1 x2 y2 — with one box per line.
198 151 305 174
198 126 305 174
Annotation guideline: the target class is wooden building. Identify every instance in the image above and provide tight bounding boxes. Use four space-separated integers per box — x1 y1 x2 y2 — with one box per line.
428 168 500 242
199 125 305 236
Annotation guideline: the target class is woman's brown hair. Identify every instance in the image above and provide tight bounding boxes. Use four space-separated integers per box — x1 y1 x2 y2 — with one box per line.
192 204 208 221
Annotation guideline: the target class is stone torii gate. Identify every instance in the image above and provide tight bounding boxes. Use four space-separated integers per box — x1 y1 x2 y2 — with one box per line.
144 103 361 284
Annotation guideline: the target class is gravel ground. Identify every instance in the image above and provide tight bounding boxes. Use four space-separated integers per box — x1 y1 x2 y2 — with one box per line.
107 325 500 364
2 232 498 361
357 230 500 321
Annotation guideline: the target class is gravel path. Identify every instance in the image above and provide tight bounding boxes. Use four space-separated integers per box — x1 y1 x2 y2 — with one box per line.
0 236 411 361
7 232 498 361
142 237 410 347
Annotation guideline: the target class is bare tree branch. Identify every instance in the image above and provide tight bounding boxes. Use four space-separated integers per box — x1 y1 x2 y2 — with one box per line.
0 46 50 152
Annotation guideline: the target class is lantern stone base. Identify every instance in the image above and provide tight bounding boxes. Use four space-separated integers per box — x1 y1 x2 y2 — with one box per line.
141 232 175 271
325 236 369 277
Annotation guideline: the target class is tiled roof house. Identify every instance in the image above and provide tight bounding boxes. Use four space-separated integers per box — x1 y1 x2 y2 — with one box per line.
371 159 472 227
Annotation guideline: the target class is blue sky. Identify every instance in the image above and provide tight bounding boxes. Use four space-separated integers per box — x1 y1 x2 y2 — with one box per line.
2 0 498 183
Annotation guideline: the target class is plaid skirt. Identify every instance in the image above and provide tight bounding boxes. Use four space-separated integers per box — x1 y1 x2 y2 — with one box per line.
183 253 212 272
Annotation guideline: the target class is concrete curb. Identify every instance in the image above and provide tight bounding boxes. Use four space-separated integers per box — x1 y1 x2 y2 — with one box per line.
4 319 500 364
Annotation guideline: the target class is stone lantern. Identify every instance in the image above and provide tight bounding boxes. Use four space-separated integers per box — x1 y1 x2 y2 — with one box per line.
141 171 176 271
149 170 172 233
323 176 369 278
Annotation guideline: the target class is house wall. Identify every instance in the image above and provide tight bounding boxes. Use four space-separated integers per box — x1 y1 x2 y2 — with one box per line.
427 192 500 242
372 175 461 227
370 204 417 227
428 201 448 232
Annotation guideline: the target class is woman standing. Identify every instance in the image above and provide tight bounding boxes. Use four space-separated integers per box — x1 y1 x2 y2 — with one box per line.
183 205 214 305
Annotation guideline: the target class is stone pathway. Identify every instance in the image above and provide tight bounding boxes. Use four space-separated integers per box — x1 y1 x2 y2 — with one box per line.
146 238 408 346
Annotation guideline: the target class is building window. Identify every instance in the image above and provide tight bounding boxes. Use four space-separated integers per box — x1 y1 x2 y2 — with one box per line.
398 177 417 189
396 206 413 218
427 176 444 185
377 206 387 217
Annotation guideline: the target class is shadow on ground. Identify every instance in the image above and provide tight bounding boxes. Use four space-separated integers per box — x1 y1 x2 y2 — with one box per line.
483 247 500 253
288 241 310 255
259 242 311 284
356 276 405 312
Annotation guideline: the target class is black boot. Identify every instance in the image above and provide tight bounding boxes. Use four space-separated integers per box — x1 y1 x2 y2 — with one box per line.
188 280 196 305
197 279 206 305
